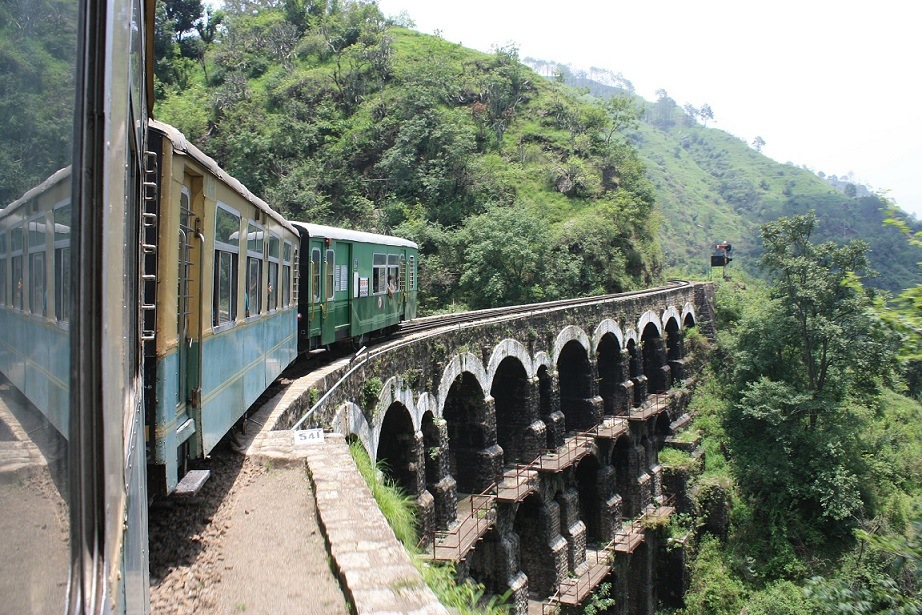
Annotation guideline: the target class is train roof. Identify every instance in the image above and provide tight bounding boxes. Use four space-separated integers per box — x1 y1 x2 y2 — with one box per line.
149 120 298 237
289 222 418 249
1 166 72 218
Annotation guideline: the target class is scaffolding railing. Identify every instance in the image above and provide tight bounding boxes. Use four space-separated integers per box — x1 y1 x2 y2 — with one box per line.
496 460 539 503
543 542 616 611
422 484 498 563
535 431 594 473
629 389 670 420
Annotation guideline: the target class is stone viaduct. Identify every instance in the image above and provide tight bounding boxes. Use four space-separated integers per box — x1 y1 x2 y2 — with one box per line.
280 282 715 614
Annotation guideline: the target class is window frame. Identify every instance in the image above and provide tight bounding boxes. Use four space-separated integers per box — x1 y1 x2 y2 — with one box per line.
325 248 335 302
53 200 71 325
26 214 48 317
245 220 264 319
310 247 321 303
267 232 280 312
0 229 6 307
10 224 23 311
213 202 241 331
282 240 292 308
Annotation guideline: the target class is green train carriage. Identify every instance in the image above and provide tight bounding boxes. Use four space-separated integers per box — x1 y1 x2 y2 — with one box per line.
292 223 418 351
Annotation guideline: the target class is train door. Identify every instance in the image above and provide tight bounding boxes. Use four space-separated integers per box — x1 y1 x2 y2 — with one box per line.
321 243 336 344
177 184 203 461
333 241 351 337
307 240 323 344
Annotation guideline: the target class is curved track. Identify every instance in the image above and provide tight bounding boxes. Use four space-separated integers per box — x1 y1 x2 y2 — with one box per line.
395 280 690 337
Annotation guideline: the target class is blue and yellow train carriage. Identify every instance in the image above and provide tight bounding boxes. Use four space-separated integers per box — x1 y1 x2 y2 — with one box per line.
147 120 300 495
292 223 418 351
0 167 73 437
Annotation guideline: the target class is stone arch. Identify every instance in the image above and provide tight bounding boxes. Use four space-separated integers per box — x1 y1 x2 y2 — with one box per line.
597 331 627 416
592 319 625 353
661 306 681 331
487 338 534 386
438 352 488 414
636 310 663 338
491 355 544 464
552 325 592 366
557 339 600 431
641 320 670 394
375 402 421 495
372 375 418 432
442 371 500 494
331 401 373 457
575 452 603 543
681 302 697 329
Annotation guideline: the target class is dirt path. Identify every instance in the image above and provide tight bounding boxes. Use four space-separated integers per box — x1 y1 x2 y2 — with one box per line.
149 449 349 614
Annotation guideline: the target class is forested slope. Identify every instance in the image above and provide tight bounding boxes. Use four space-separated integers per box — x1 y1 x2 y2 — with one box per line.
536 63 922 294
154 2 662 312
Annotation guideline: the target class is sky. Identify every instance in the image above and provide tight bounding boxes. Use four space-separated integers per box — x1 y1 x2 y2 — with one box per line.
377 0 922 217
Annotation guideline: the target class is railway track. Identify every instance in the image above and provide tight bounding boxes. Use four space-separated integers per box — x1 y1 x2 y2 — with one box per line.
395 279 690 337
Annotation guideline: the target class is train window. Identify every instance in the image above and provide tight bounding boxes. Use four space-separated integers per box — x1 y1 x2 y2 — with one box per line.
325 249 335 301
11 226 23 311
388 254 400 293
27 216 47 317
373 253 386 294
0 232 6 306
267 234 280 311
214 204 240 328
282 241 292 307
53 204 71 323
245 222 263 318
311 248 321 302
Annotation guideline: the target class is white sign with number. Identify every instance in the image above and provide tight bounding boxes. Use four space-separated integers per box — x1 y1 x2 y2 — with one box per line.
293 429 325 445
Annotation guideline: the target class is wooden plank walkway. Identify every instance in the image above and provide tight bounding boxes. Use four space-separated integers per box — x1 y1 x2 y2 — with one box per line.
535 434 593 472
428 492 496 563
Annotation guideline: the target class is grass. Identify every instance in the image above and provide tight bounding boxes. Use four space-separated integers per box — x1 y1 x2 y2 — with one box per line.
659 446 694 468
347 441 509 614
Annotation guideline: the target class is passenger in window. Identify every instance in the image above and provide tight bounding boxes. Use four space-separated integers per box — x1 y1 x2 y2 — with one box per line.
387 275 395 297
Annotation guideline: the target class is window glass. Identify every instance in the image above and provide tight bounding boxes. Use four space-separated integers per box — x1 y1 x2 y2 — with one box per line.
373 253 386 294
387 254 400 292
311 248 321 302
213 251 236 327
268 261 278 310
29 251 46 317
215 205 241 247
282 263 290 307
247 223 263 254
213 205 240 329
325 249 334 301
11 255 23 310
0 0 79 605
246 256 261 317
268 234 279 260
0 232 6 306
55 247 70 323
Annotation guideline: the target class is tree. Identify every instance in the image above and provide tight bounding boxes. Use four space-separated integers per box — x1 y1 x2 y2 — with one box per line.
724 212 900 537
752 135 766 152
699 103 714 126
459 207 549 308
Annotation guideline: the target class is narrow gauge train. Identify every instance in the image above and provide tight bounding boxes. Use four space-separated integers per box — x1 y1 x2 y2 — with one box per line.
144 123 418 495
0 0 417 610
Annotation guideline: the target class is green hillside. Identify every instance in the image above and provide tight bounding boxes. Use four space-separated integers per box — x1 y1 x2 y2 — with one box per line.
154 2 662 312
540 64 922 294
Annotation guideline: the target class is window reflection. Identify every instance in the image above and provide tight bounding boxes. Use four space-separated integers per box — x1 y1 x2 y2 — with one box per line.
0 0 78 610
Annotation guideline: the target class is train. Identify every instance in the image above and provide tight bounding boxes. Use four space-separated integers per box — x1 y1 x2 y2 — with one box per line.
0 0 416 610
144 121 417 495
